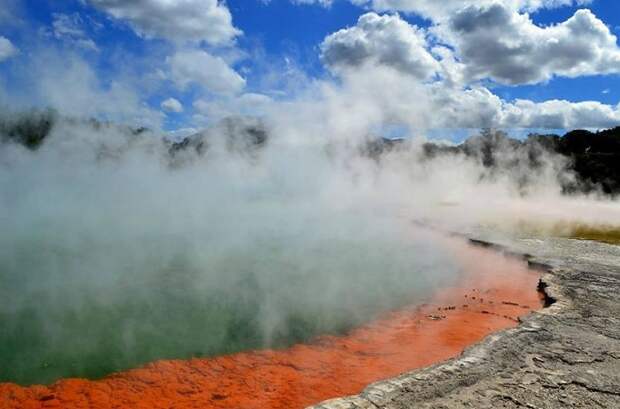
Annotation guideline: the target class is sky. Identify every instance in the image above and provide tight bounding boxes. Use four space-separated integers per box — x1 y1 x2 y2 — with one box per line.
0 0 619 138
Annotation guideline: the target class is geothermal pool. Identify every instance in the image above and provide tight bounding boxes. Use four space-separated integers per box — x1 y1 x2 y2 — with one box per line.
0 237 542 409
1 224 462 386
0 124 548 409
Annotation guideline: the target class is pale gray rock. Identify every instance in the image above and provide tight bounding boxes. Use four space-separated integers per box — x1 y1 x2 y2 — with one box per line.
308 237 620 409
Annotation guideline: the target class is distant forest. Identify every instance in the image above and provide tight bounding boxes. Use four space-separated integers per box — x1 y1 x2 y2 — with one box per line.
2 110 619 195
418 127 620 195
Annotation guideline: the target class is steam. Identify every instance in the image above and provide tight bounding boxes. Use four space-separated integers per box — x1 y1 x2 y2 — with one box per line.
1 92 619 385
0 117 454 384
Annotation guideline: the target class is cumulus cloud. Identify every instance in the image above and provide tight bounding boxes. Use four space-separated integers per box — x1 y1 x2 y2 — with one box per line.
1 0 616 134
171 56 615 138
427 84 503 129
320 12 440 80
348 0 592 19
314 0 619 86
319 5 620 87
446 5 620 85
86 0 241 45
0 36 18 62
161 97 183 113
501 99 620 129
287 64 619 132
426 84 620 129
410 81 620 129
168 49 246 95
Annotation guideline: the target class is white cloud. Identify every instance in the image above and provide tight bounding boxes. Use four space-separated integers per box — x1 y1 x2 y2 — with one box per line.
1 0 615 135
50 13 99 52
500 98 620 129
349 0 592 19
168 49 246 95
0 36 18 62
285 64 620 133
320 13 440 80
87 0 241 45
444 6 620 85
427 84 504 129
292 0 334 5
193 93 273 123
161 97 183 113
319 5 620 87
314 1 619 87
425 83 620 129
52 13 86 38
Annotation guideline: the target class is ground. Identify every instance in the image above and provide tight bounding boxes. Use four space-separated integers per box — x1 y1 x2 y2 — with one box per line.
309 236 620 408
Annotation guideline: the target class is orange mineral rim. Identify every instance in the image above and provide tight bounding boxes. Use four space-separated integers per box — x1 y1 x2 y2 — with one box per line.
0 242 543 409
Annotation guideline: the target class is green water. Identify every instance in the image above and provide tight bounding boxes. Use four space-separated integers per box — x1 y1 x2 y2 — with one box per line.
0 230 456 385
0 131 459 385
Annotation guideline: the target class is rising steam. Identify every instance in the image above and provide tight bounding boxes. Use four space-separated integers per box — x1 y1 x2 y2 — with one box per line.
0 101 618 385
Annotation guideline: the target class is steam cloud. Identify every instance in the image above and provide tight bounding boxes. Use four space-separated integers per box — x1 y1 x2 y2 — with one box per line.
0 101 618 385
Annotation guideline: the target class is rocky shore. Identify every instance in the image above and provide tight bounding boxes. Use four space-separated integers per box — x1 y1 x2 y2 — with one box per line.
309 237 620 409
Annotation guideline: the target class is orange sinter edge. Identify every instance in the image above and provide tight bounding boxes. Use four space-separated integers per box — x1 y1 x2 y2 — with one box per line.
0 241 543 409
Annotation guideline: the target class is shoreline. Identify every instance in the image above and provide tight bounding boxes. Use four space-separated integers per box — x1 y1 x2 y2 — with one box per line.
309 236 620 409
0 239 542 409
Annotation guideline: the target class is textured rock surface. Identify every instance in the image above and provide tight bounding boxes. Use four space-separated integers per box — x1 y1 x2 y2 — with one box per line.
309 237 620 409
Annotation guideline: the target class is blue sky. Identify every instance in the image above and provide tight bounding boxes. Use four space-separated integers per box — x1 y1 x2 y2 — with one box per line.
0 0 619 136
